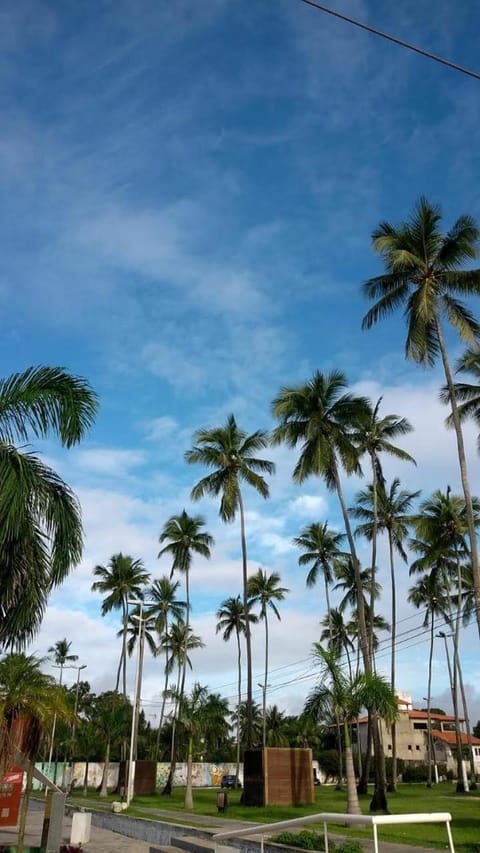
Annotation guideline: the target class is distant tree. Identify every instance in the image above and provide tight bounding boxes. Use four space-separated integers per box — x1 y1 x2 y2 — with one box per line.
92 691 131 797
48 638 78 686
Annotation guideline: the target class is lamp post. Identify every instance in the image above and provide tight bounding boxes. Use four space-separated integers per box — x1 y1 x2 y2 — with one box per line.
423 695 438 785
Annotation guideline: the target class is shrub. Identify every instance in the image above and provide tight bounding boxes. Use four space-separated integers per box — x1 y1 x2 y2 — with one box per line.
335 842 363 853
273 830 328 851
402 763 429 783
317 750 340 781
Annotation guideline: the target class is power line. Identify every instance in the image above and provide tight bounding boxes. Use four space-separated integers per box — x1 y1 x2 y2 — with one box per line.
296 0 480 81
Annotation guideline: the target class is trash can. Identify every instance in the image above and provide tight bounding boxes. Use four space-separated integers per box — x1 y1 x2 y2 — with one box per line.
216 791 228 812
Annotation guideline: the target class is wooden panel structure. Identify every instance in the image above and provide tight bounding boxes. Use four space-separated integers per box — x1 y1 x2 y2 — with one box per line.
244 748 314 806
118 760 157 795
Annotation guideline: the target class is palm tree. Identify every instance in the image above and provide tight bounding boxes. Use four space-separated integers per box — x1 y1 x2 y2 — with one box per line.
231 700 263 749
334 561 380 616
294 522 348 630
265 705 289 747
247 569 289 747
0 366 97 649
91 554 150 696
161 622 204 794
272 371 391 810
272 372 371 669
120 608 158 658
442 347 480 443
408 571 450 788
351 478 419 788
362 197 480 637
48 639 78 686
0 652 70 849
146 577 186 759
185 414 274 747
352 399 414 657
181 682 209 809
304 645 397 815
411 488 480 788
93 691 132 797
320 608 355 678
216 595 257 781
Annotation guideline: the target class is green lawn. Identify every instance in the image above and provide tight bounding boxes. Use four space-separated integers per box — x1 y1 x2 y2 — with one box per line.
69 783 480 851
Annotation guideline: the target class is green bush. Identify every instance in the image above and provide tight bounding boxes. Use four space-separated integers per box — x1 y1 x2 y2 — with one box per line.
273 830 328 851
402 763 429 783
317 750 340 781
335 842 363 853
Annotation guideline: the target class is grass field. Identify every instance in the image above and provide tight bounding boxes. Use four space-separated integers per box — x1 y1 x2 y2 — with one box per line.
70 782 480 851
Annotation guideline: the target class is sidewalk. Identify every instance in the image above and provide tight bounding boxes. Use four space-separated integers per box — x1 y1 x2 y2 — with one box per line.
0 807 151 852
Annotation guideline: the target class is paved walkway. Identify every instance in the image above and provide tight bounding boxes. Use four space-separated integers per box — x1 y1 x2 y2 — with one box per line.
0 807 151 852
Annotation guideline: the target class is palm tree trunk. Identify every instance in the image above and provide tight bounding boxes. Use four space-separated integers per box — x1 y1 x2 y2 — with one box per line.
388 532 397 792
453 550 476 786
184 735 194 809
426 613 435 787
325 576 343 788
162 663 182 795
83 759 89 797
434 313 480 638
332 462 386 810
332 463 370 671
235 626 242 781
99 740 110 797
262 611 268 747
344 721 361 815
122 597 128 698
441 625 465 792
369 451 379 662
238 489 253 749
155 616 169 762
456 644 477 787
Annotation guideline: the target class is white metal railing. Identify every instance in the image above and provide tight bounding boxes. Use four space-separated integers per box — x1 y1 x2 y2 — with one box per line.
212 810 455 853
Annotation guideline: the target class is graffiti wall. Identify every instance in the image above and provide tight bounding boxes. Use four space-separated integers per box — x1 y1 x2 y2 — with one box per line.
33 761 242 790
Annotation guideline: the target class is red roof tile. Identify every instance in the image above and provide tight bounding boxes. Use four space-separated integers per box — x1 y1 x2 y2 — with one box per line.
432 730 480 746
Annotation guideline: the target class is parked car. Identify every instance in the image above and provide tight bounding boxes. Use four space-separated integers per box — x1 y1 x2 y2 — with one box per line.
220 774 241 789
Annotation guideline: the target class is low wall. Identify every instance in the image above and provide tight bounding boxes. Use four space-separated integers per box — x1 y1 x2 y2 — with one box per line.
32 761 242 791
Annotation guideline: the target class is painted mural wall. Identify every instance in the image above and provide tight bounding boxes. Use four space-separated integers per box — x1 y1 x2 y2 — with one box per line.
33 761 243 790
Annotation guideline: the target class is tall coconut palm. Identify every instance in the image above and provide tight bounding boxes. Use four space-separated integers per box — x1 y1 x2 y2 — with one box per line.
0 366 97 649
146 577 186 760
181 682 209 809
185 415 274 747
442 347 480 443
272 371 389 810
320 608 355 678
408 571 450 788
293 522 348 629
158 511 212 791
352 399 414 657
334 561 380 616
411 489 480 788
272 372 371 669
48 639 78 686
119 608 158 658
304 645 398 815
351 478 419 788
216 595 257 781
362 197 480 636
91 554 150 696
247 569 289 747
161 622 204 794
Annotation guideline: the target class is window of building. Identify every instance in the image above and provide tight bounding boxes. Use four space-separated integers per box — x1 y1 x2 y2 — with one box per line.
387 744 392 750
408 745 412 751
413 722 427 730
416 745 421 751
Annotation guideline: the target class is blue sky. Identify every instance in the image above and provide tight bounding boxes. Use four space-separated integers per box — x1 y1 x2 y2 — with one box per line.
5 0 480 720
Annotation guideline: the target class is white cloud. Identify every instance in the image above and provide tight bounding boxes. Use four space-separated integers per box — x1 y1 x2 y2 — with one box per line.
73 447 147 476
144 416 179 441
289 494 328 518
